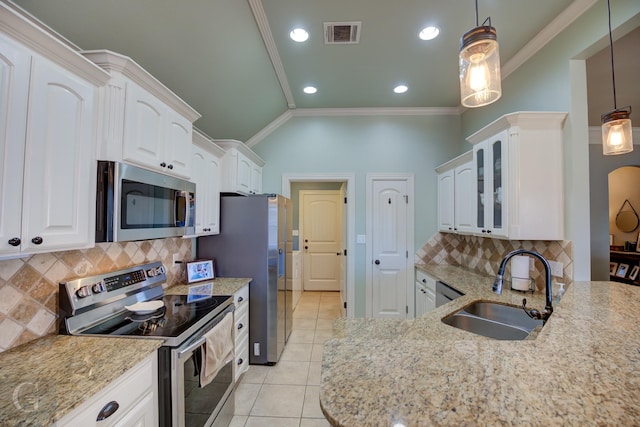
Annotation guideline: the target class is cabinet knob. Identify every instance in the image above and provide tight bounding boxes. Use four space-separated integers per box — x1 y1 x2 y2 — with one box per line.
31 236 43 245
374 260 380 265
422 279 426 283
8 238 21 247
237 296 244 303
167 164 174 170
237 323 244 330
237 358 244 365
160 162 167 168
96 401 119 421
487 230 492 234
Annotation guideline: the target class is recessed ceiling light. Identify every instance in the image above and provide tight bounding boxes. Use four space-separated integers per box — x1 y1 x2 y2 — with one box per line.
290 28 309 42
303 86 317 94
419 26 440 41
394 85 408 94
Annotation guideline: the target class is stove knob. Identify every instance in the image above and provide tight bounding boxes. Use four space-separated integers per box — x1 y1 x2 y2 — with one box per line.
157 266 165 275
92 282 105 294
147 269 156 277
76 286 92 298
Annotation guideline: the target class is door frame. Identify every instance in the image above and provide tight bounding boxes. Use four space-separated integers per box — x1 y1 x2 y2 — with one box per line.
282 173 355 318
365 173 415 318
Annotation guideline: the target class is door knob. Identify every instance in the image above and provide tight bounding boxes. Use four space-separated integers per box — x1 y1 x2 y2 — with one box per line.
304 246 308 250
374 260 380 265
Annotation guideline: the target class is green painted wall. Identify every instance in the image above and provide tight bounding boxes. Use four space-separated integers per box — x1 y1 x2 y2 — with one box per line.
253 114 461 316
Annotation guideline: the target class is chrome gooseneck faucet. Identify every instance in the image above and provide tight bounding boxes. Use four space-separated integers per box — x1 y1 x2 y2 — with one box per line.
493 249 554 323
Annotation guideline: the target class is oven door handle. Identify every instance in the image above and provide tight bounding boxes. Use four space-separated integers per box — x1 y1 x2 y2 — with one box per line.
176 307 234 360
177 336 206 360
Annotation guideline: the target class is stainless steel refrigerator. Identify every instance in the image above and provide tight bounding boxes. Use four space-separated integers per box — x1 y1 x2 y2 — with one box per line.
196 194 292 365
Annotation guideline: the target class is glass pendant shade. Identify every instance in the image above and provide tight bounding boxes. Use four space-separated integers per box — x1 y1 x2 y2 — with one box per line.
459 26 501 108
602 108 633 155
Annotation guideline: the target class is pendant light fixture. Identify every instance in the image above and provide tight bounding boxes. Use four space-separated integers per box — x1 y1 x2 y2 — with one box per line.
459 0 501 108
602 0 633 155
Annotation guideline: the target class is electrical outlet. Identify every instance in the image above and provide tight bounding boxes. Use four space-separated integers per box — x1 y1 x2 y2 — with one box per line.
548 260 564 278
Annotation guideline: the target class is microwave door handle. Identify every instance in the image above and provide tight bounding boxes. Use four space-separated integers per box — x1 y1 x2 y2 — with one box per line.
174 190 186 227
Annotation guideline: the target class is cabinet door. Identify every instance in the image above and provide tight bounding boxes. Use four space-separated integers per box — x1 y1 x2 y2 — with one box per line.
236 152 252 194
165 111 192 178
454 162 475 234
437 170 454 232
191 146 208 235
0 35 30 256
207 154 221 234
488 133 507 238
250 164 262 194
122 82 165 171
21 56 96 253
473 144 487 234
111 392 157 427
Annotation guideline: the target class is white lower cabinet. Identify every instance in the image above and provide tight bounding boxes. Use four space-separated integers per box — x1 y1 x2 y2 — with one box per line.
415 269 436 318
234 284 250 381
55 353 158 427
0 31 105 258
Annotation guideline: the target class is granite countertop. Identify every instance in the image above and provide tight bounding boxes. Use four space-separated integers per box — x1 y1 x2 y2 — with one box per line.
320 264 640 426
0 335 162 426
0 278 250 426
164 277 251 296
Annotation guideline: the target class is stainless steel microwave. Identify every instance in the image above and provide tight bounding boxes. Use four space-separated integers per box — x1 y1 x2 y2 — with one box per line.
96 161 195 242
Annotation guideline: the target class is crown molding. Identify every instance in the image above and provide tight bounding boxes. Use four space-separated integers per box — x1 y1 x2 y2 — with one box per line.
501 0 598 79
0 1 110 86
246 107 462 147
81 50 201 122
248 0 296 108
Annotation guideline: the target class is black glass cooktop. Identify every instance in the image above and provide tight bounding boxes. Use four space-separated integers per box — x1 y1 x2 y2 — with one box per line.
81 294 231 339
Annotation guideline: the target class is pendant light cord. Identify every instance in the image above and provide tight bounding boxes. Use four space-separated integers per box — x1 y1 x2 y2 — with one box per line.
475 0 479 27
607 0 618 110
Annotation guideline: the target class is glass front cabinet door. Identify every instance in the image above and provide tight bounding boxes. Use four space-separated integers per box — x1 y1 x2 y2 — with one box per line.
472 130 508 238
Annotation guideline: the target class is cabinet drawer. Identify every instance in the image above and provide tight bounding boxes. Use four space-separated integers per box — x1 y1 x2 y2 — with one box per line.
415 270 436 293
234 285 249 306
234 303 248 344
235 332 249 380
57 353 156 426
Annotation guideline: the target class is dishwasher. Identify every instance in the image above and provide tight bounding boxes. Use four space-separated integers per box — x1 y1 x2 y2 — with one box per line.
435 281 464 307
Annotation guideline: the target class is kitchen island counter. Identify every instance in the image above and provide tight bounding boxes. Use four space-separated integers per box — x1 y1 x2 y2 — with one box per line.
321 264 640 426
0 335 162 426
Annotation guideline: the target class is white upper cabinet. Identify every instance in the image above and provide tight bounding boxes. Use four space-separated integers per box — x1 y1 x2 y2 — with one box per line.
435 151 473 234
214 140 265 195
466 112 568 240
189 130 224 236
0 7 109 258
83 50 201 179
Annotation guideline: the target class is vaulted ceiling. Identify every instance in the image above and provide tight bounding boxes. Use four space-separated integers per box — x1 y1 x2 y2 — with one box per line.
11 0 636 143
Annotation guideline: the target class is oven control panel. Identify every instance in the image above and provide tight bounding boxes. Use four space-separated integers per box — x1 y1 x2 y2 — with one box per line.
59 261 167 317
104 269 147 292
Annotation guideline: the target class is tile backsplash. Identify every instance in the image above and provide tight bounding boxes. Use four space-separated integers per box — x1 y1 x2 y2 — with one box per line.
0 238 192 353
416 233 573 289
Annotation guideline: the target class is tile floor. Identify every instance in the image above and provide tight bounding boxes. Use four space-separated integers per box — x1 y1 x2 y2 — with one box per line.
229 291 343 427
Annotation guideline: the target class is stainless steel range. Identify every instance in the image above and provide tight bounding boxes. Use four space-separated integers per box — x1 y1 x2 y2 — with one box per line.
59 261 235 427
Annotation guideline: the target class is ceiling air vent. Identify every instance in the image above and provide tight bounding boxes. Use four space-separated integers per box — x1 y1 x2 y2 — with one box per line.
324 21 361 44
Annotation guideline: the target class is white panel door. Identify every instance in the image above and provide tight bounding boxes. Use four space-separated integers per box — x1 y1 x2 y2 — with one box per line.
371 179 409 319
22 56 95 253
301 191 342 291
0 35 30 256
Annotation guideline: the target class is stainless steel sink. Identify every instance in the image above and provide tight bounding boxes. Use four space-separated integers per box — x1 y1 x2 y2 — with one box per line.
442 301 544 340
